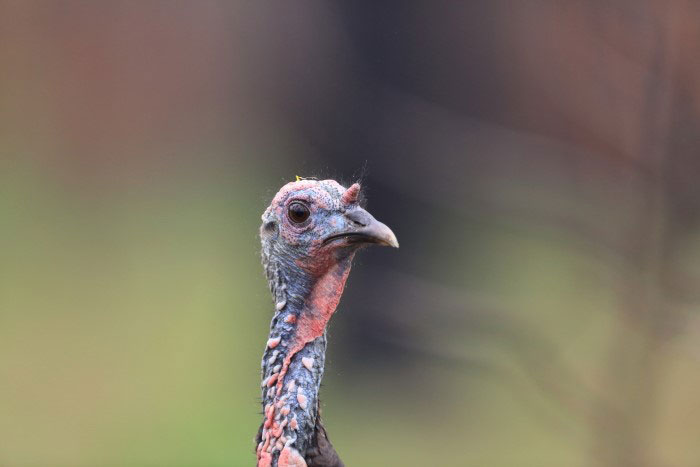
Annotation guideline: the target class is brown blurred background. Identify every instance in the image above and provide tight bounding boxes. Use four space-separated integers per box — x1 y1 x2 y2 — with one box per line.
2 1 700 466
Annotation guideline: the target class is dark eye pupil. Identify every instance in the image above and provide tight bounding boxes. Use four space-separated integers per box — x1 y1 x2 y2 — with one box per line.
288 202 310 223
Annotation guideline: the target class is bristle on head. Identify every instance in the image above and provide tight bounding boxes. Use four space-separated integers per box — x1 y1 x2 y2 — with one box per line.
341 183 360 205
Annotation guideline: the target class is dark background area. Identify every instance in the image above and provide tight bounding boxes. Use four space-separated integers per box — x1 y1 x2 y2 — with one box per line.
2 1 700 465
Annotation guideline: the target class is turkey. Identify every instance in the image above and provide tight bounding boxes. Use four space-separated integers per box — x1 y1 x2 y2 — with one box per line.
255 179 398 467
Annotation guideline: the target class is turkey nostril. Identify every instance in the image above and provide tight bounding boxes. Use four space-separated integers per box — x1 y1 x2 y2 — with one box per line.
344 209 370 228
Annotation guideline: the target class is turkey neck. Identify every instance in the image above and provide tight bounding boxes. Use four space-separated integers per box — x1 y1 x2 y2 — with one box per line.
257 253 355 466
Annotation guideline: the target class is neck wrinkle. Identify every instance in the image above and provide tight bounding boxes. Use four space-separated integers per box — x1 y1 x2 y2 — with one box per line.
257 255 354 466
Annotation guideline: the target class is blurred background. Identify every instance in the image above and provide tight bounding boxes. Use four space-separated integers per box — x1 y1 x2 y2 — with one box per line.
2 1 700 466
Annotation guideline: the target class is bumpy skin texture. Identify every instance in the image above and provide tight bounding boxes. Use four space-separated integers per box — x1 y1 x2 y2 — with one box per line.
255 179 396 467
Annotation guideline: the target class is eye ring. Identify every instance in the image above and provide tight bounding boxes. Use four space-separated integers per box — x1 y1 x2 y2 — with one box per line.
287 202 310 224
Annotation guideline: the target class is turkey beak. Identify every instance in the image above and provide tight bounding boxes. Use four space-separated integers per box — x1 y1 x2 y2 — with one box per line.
341 208 399 248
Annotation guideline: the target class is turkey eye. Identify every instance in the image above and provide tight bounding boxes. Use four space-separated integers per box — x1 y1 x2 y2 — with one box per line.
287 202 310 224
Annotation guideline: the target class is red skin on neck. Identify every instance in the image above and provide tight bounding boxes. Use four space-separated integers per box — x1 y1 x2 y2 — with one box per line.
275 258 352 396
258 259 352 467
